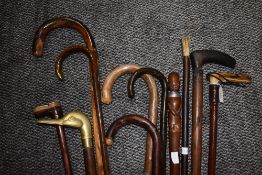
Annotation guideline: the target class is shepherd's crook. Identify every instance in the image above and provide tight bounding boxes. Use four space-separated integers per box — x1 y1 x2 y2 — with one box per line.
32 17 110 175
37 111 97 175
128 67 168 175
101 64 159 174
106 115 162 175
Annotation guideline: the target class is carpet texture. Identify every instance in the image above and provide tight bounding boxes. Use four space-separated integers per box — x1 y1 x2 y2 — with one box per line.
0 0 261 174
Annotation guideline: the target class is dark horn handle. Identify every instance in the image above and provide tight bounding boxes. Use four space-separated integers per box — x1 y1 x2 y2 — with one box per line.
83 147 97 175
190 50 236 70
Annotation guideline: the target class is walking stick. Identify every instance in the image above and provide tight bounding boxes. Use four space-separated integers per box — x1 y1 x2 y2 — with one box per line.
167 72 181 175
181 37 190 175
206 72 251 175
55 45 110 174
105 115 162 175
101 64 159 174
37 111 97 175
32 101 73 175
127 67 167 175
190 50 236 175
32 17 110 175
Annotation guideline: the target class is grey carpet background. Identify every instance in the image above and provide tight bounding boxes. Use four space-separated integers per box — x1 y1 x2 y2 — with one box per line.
0 0 261 174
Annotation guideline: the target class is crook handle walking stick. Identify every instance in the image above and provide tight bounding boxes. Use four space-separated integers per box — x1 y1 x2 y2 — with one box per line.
32 101 73 175
168 72 181 175
37 111 97 175
55 45 110 175
101 64 159 174
206 72 251 175
32 17 109 175
106 115 162 175
181 37 190 175
127 67 167 175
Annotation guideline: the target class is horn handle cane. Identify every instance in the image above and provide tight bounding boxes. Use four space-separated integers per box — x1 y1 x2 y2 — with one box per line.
168 72 181 175
32 101 73 175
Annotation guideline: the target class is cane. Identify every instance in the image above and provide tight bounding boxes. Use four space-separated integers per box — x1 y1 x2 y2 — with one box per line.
127 67 168 175
32 17 110 175
206 72 251 175
55 44 110 174
32 101 72 175
105 115 162 175
101 64 159 174
181 37 190 175
190 50 236 175
167 72 181 175
37 111 97 175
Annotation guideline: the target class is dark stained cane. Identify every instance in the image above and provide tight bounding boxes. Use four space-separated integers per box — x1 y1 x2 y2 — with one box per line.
168 72 181 175
127 67 168 175
32 17 110 175
190 50 236 175
181 37 190 175
206 72 251 175
32 101 73 175
106 115 162 175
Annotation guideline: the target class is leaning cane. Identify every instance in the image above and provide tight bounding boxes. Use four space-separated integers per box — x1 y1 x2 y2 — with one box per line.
127 67 167 175
32 101 73 175
101 64 159 174
32 17 110 175
206 72 251 175
181 37 190 175
55 44 110 174
105 115 162 175
190 50 236 175
37 111 96 175
168 72 181 175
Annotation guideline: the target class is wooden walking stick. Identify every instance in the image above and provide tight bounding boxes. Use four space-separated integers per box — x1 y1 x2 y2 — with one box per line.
190 50 236 175
128 67 167 175
32 101 73 175
105 115 162 175
32 17 110 175
168 72 181 175
206 72 251 175
101 64 159 174
181 37 190 175
37 111 97 175
55 45 110 174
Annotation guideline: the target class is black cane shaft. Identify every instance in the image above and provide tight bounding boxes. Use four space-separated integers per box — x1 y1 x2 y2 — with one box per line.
83 147 97 175
208 85 219 175
182 55 190 175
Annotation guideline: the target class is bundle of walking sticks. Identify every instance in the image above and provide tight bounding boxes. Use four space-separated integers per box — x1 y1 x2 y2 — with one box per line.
31 17 252 175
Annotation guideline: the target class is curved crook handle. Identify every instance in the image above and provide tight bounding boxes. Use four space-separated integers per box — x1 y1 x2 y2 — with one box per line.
32 16 96 57
101 64 159 173
55 45 97 80
55 45 110 175
105 114 162 175
127 67 167 175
